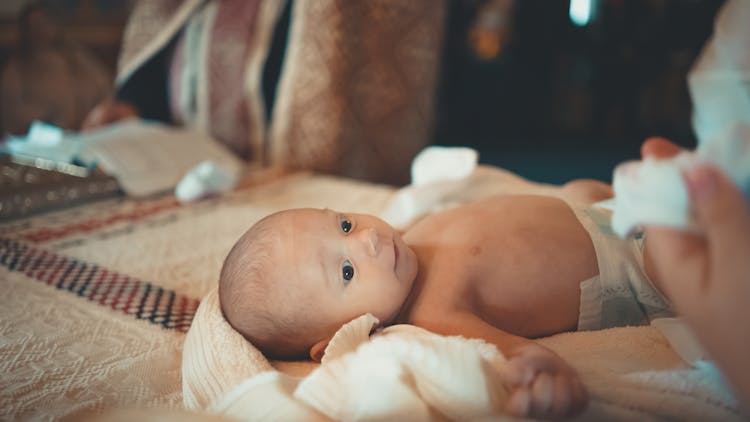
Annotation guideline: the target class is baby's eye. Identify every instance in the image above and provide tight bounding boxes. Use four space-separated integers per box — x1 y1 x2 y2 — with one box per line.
342 260 355 284
340 218 352 233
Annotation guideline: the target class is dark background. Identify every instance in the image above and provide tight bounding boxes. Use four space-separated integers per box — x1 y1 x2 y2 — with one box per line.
0 0 130 75
435 0 725 183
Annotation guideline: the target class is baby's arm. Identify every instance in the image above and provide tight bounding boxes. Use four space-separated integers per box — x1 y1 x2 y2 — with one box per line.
560 179 613 204
418 312 588 419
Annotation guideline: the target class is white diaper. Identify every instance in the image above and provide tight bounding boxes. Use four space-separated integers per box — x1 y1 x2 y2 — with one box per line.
571 204 674 331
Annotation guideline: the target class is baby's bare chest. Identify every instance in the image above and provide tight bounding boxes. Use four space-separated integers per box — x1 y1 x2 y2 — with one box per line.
404 196 598 320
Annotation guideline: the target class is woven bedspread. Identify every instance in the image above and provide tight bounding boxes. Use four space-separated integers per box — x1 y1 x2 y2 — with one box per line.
0 172 393 421
1 168 745 421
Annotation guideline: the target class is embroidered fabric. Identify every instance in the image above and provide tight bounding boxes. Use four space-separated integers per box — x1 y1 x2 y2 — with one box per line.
0 270 185 420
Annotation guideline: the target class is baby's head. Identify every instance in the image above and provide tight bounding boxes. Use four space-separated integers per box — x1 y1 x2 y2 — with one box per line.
219 208 418 361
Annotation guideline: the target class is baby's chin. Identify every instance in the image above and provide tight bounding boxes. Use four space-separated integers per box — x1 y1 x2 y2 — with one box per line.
386 286 417 326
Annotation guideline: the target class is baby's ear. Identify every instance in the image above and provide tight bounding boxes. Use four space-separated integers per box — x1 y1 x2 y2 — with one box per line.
309 338 330 362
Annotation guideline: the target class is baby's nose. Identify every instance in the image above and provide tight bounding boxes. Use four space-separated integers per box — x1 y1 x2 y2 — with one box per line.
358 227 380 256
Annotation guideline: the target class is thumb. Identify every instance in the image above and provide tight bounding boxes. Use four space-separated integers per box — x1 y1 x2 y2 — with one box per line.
641 137 682 159
684 164 750 268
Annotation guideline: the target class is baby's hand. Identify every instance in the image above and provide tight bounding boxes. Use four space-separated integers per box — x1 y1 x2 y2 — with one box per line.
499 343 588 419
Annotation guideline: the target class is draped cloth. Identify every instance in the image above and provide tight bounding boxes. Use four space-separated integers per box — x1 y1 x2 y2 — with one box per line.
116 0 446 185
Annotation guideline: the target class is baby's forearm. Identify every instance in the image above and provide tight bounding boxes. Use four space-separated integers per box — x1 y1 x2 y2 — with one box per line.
417 311 587 418
415 311 538 357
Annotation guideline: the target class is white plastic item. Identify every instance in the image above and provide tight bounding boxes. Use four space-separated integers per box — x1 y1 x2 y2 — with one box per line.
411 146 478 186
380 146 479 227
175 160 239 203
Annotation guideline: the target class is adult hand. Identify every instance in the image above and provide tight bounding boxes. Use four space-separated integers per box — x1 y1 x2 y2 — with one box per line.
80 99 139 131
642 137 750 408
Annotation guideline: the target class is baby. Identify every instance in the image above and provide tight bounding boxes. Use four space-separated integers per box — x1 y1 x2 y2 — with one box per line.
219 180 674 419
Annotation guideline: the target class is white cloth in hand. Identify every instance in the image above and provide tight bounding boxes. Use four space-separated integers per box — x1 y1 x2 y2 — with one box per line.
611 124 750 237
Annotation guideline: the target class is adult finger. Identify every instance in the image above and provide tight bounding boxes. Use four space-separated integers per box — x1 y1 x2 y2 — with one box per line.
684 165 750 281
81 105 108 131
81 101 138 132
643 226 707 302
641 137 683 159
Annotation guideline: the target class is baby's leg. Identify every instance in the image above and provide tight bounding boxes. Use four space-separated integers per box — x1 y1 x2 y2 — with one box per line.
560 179 613 204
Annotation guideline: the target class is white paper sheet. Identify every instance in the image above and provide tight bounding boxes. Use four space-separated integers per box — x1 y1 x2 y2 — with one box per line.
82 120 243 197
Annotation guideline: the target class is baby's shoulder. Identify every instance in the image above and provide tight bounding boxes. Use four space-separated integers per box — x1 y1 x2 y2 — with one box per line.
409 194 575 235
405 204 493 239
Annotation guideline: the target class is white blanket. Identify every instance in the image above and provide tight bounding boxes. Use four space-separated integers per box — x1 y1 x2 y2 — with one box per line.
183 289 743 421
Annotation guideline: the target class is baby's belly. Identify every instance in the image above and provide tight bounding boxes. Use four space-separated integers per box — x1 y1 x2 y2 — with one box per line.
469 197 598 337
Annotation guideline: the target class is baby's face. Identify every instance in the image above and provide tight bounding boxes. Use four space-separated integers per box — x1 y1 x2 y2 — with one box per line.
272 208 418 337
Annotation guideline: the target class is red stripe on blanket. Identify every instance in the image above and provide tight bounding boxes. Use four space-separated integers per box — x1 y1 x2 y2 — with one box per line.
0 237 200 333
19 199 180 244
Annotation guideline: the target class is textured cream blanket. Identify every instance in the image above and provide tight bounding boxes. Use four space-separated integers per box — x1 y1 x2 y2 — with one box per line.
184 288 743 421
181 166 746 421
0 171 392 421
2 166 744 420
184 292 507 421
